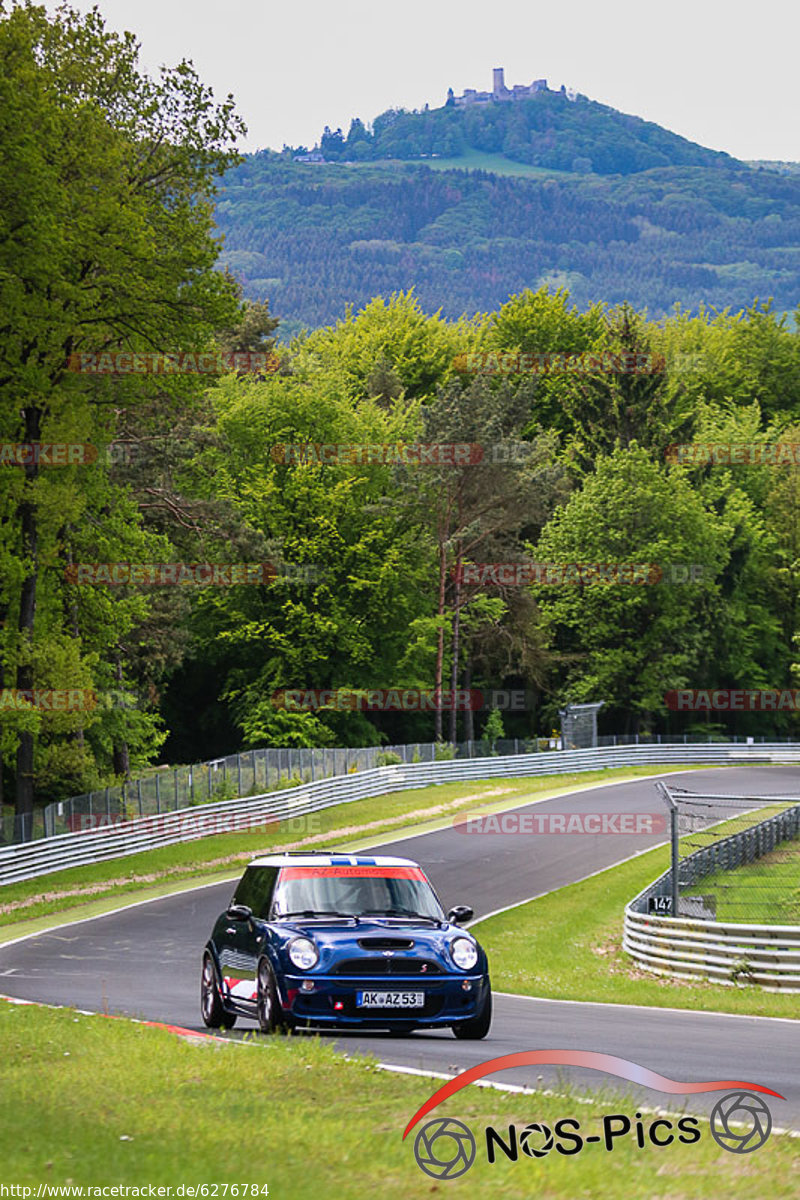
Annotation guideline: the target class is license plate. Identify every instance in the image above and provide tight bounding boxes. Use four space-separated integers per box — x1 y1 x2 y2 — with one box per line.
356 990 424 1008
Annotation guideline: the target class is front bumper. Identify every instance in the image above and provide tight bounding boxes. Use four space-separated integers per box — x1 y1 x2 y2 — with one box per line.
279 971 490 1026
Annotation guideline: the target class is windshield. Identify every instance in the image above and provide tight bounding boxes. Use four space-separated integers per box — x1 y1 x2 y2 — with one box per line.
273 866 445 920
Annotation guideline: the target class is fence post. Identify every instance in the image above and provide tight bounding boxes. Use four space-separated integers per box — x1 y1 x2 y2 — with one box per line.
155 774 161 815
657 783 680 918
137 779 143 818
237 754 243 797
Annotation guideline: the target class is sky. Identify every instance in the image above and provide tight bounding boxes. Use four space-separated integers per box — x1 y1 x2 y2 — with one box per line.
63 0 799 162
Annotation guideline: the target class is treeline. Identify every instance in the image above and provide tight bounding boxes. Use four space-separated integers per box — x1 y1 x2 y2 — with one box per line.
215 158 800 331
302 91 736 176
2 4 800 835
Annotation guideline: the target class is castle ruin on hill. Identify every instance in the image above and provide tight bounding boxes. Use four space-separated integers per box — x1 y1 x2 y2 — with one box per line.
448 67 577 107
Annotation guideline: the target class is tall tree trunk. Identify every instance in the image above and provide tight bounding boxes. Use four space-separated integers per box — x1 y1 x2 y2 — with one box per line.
433 519 448 743
112 652 130 780
463 660 474 742
63 540 85 748
0 650 5 844
15 404 42 842
448 541 463 744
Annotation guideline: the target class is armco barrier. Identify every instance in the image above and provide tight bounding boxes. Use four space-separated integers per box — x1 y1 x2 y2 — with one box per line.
2 742 800 886
623 909 800 992
624 796 800 991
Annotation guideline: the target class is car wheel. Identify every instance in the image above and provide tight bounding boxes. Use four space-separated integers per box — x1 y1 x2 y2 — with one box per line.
257 958 292 1034
201 953 236 1029
451 988 492 1040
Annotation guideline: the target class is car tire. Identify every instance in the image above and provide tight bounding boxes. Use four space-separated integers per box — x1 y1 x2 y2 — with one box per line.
201 952 236 1029
257 958 293 1035
451 988 492 1040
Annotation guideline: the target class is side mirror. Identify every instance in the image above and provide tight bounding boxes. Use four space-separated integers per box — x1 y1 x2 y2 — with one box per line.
226 904 253 922
447 905 474 925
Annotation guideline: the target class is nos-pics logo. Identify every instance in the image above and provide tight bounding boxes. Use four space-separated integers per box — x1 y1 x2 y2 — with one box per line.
404 1051 781 1180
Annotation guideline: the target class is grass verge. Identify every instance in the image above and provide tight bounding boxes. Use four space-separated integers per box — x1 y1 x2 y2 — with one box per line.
473 827 800 1020
0 766 703 935
1 1000 797 1196
685 836 800 925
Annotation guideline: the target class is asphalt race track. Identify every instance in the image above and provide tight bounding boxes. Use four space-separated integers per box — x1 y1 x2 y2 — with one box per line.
3 767 800 1125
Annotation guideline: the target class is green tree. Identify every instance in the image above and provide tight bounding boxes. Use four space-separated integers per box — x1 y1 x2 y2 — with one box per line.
0 2 242 830
531 445 728 731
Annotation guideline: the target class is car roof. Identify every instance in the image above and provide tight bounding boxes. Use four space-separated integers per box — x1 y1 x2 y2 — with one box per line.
247 853 422 869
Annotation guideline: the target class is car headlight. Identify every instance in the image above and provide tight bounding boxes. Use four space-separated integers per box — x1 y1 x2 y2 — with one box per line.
451 937 479 971
288 937 319 970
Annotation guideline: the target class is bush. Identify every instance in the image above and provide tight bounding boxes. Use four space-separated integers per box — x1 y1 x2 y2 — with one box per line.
434 741 457 761
482 709 505 754
376 751 403 767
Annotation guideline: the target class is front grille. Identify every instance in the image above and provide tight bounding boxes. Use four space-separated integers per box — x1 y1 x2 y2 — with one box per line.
333 957 443 976
357 937 414 950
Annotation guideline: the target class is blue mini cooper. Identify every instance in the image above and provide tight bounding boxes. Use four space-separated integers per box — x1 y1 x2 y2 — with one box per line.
200 852 491 1038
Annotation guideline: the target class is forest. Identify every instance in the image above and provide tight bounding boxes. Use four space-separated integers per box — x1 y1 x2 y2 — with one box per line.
216 155 800 332
2 3 800 836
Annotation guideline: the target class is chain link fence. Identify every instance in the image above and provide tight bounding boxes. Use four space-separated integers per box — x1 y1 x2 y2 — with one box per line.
2 732 798 845
1 737 546 843
651 785 800 925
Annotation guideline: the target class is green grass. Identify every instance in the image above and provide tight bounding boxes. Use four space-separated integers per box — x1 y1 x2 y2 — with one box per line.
473 827 800 1019
1 1000 797 1195
684 836 800 925
0 766 703 934
347 150 585 180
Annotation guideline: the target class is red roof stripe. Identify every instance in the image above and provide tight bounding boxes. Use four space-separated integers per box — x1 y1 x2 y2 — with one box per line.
280 865 426 880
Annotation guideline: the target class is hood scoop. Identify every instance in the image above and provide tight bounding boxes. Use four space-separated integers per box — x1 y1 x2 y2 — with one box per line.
357 936 414 950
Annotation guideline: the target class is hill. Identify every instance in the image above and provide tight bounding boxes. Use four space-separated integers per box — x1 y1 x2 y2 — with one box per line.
305 87 738 176
213 94 800 333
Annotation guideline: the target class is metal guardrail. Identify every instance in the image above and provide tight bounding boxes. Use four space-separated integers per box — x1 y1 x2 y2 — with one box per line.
3 741 800 886
15 731 794 844
623 911 800 992
30 737 551 844
624 794 800 992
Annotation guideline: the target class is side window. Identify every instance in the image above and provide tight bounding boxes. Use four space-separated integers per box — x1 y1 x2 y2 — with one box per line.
234 866 278 918
232 867 257 911
249 867 279 918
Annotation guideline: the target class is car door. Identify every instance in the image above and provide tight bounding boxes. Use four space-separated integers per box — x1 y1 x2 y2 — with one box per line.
218 867 279 1011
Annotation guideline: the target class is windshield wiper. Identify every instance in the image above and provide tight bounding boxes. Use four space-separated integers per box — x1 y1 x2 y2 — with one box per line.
359 908 441 922
281 909 355 920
